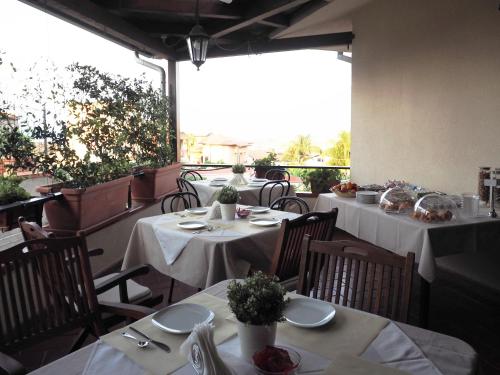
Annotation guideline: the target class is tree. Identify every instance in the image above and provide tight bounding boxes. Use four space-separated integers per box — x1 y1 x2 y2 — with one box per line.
325 131 351 166
282 135 314 165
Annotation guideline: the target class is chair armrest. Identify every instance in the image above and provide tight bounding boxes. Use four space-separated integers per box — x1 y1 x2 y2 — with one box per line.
0 352 25 375
99 301 156 320
94 264 151 295
88 248 104 257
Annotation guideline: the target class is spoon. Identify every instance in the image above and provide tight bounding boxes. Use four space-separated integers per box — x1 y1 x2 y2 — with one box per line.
192 225 214 234
122 332 149 348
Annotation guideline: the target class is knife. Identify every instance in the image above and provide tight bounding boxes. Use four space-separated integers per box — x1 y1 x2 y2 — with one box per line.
129 326 171 353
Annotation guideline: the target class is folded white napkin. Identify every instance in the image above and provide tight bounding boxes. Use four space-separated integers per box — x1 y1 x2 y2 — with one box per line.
83 341 146 375
207 201 222 220
152 223 193 265
180 322 233 375
229 174 247 186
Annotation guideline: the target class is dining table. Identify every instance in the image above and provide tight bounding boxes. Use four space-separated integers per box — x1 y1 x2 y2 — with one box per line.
30 280 477 375
122 206 300 289
190 178 296 207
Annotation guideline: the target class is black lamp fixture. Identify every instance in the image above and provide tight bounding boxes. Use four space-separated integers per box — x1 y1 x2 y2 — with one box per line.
186 0 210 70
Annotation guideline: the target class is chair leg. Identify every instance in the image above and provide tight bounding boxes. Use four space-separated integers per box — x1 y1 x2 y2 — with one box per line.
168 278 175 304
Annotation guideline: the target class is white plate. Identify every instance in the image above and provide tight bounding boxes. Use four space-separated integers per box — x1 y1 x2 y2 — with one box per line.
251 178 267 183
247 182 266 187
249 218 280 227
209 182 227 187
151 303 215 334
177 220 207 230
247 206 271 214
186 207 209 215
212 177 228 182
284 298 336 328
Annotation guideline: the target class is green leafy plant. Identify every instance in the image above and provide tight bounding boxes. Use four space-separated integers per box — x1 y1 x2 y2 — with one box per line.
217 185 238 204
227 271 289 325
232 164 245 174
0 176 30 205
302 168 341 193
254 152 278 167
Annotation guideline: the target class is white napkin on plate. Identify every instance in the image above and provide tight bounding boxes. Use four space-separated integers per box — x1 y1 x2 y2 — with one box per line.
180 322 233 375
206 201 222 220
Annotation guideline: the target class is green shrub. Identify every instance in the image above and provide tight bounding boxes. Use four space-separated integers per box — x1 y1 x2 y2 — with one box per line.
254 152 278 167
0 176 30 205
227 271 289 325
217 185 238 204
302 168 341 193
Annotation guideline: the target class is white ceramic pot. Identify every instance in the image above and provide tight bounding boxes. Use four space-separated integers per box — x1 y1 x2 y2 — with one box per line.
237 321 277 362
220 203 237 220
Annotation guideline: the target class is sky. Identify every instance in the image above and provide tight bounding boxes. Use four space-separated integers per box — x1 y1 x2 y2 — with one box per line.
0 0 351 151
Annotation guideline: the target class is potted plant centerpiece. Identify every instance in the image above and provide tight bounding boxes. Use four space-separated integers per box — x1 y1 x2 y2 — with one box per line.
217 185 238 220
303 168 341 196
230 164 247 186
253 152 278 179
227 272 289 361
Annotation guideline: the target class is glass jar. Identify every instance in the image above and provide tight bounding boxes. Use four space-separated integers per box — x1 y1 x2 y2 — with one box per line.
478 167 491 203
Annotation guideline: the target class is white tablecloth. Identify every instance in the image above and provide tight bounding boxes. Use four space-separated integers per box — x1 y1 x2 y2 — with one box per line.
191 180 296 207
314 193 500 282
123 209 299 288
31 281 477 375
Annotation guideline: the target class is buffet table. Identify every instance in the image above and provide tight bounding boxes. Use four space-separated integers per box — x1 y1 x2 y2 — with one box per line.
122 208 299 288
191 179 296 207
30 280 477 375
314 193 500 283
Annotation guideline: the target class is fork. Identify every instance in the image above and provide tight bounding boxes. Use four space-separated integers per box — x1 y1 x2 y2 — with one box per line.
192 225 214 234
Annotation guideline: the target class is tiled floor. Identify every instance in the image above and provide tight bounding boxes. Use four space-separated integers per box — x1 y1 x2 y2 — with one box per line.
8 230 500 375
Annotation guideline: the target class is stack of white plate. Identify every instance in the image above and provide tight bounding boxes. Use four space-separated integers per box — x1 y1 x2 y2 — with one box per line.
356 191 378 204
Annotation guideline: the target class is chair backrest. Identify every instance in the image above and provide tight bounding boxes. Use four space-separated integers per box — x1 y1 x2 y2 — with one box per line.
259 180 291 207
270 196 310 214
0 235 102 353
298 237 415 323
180 170 203 181
161 191 202 214
18 216 54 241
176 177 199 197
270 209 338 282
265 168 290 181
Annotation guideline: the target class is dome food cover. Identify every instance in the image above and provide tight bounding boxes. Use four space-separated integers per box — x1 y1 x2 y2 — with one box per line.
412 194 459 223
379 187 415 214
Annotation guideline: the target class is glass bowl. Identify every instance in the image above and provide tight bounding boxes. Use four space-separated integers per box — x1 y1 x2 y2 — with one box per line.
253 346 301 375
379 187 415 214
412 194 459 223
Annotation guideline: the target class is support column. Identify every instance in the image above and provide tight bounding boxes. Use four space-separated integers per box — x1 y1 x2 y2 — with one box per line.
167 60 181 162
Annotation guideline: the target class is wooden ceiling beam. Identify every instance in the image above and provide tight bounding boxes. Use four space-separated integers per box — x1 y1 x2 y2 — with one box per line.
19 0 176 59
211 0 311 39
177 32 354 60
269 0 329 39
257 14 289 29
98 0 242 20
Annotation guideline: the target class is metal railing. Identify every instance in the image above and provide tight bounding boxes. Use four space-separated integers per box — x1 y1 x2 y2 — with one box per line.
181 163 350 171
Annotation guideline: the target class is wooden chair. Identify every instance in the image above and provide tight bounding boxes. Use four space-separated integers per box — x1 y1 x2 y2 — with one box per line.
177 177 200 198
18 218 161 331
180 170 203 181
265 168 290 181
298 236 415 323
270 196 310 214
161 191 201 214
259 180 291 207
270 209 338 289
0 235 154 374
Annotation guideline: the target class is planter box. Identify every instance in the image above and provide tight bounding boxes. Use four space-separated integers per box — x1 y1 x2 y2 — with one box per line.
254 166 273 179
310 179 340 196
131 163 182 202
42 175 133 231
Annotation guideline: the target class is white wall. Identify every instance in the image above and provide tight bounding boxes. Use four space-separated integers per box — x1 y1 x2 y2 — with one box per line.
351 0 500 193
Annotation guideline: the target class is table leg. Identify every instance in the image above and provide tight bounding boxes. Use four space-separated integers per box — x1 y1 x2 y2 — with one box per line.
419 279 430 328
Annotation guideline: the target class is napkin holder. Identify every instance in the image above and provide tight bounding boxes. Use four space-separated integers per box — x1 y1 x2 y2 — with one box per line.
180 322 233 375
229 174 248 186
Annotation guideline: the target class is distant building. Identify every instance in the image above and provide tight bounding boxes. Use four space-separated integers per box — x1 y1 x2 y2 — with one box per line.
180 132 252 164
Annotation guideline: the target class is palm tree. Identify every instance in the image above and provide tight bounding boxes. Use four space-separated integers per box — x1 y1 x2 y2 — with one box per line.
325 131 351 166
283 135 314 165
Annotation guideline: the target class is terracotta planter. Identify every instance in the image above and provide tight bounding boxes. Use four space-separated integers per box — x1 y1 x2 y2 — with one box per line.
131 163 182 202
43 175 133 231
254 166 272 179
